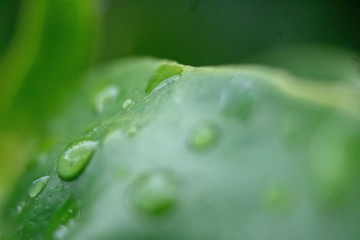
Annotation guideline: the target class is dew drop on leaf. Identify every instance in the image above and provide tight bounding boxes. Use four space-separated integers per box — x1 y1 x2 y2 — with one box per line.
187 122 219 151
145 63 183 94
15 201 25 215
93 85 119 113
57 140 98 181
131 171 177 214
122 98 134 109
126 125 138 136
29 175 50 198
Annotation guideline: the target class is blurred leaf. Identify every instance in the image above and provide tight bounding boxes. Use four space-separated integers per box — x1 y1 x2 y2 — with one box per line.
0 0 97 211
0 0 97 127
0 0 21 55
1 56 359 239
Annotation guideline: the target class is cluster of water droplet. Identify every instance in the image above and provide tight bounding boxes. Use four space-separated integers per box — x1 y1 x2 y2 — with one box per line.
20 62 294 240
25 64 224 219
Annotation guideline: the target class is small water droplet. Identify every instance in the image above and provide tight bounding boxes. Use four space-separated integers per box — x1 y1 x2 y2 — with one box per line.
126 125 138 136
94 85 119 113
57 140 98 181
145 63 184 94
187 122 219 151
122 99 134 109
131 171 177 214
29 175 50 198
84 118 119 140
16 201 26 214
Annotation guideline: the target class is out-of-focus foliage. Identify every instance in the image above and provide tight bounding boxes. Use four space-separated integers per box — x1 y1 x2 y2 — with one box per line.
98 0 360 66
0 0 97 204
0 0 97 125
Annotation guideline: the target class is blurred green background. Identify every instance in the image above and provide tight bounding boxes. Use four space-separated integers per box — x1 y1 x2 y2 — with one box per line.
0 0 359 209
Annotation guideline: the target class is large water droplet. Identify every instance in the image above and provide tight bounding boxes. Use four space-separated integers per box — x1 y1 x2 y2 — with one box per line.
145 63 184 94
122 99 134 109
187 122 219 151
94 85 119 113
131 171 177 214
29 175 50 198
57 140 98 181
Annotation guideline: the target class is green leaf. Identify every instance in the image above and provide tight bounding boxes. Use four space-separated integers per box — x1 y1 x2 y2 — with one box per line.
0 0 97 210
1 57 360 240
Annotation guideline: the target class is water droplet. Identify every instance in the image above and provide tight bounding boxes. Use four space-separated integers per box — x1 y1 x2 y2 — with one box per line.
57 140 98 181
263 184 292 213
84 118 120 140
16 201 26 214
29 175 50 198
122 99 134 109
94 85 119 113
131 171 177 214
145 63 184 94
126 125 138 136
220 81 254 121
187 123 219 151
85 123 110 140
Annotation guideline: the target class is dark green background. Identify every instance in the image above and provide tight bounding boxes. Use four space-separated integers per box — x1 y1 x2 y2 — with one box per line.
2 0 360 66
